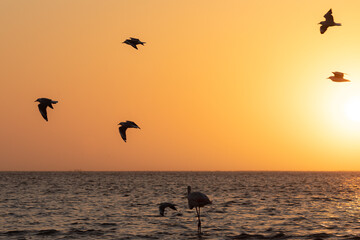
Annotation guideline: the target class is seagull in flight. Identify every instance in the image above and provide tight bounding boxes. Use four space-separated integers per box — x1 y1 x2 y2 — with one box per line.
319 9 341 34
123 37 146 50
35 98 58 121
328 71 350 82
118 121 141 142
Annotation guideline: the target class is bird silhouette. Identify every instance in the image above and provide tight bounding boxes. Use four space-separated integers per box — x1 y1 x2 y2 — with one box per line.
34 98 58 121
328 71 350 82
187 186 212 235
159 202 177 216
118 121 141 142
123 37 146 50
319 9 341 34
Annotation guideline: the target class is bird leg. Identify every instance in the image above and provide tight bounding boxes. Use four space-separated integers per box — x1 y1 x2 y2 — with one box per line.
199 207 202 234
195 207 202 235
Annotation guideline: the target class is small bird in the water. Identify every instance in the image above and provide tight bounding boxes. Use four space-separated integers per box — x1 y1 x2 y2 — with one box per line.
123 37 146 50
187 186 212 235
118 121 141 142
159 202 177 216
319 9 341 34
34 98 58 121
328 71 350 82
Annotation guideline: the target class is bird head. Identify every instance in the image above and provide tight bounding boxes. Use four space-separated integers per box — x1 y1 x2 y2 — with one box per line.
187 186 191 195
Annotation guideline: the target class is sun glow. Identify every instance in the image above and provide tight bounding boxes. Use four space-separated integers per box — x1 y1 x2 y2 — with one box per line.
344 96 360 122
323 80 360 134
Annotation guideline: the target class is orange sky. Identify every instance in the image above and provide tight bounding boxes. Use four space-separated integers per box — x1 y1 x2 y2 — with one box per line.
2 0 360 171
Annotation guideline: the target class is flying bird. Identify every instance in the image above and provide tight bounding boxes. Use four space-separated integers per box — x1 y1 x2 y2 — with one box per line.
328 71 350 82
319 9 341 34
159 202 177 216
187 186 212 235
123 37 146 50
118 121 141 142
34 98 58 121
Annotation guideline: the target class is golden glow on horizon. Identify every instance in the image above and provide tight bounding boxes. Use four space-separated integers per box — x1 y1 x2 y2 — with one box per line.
2 0 360 171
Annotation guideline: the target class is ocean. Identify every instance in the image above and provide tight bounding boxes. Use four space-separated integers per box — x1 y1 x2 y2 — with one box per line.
0 171 360 239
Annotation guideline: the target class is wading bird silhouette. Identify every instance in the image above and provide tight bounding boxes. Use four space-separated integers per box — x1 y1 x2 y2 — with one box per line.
187 186 212 235
34 98 58 121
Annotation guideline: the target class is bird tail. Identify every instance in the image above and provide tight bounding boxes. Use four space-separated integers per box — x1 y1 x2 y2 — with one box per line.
335 23 342 26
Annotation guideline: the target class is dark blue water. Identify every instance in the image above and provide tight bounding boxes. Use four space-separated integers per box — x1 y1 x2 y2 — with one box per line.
1 172 360 239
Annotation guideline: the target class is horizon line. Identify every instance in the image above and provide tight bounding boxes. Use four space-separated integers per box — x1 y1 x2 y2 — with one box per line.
1 170 360 172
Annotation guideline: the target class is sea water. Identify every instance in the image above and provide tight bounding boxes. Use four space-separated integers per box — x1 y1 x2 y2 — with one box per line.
1 171 360 239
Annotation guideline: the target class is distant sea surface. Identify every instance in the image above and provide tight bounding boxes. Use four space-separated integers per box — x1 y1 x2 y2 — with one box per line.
1 172 360 239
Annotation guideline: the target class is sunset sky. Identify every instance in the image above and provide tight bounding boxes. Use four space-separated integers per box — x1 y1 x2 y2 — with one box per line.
2 0 360 171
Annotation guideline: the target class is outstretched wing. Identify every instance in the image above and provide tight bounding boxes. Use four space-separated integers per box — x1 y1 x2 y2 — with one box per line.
119 126 127 142
124 40 138 49
131 43 138 50
324 9 334 22
38 103 48 121
130 37 140 41
320 25 328 34
333 71 344 78
168 204 177 211
126 121 140 129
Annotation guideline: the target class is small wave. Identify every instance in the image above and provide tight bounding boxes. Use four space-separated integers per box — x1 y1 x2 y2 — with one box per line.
306 233 333 239
36 229 59 235
231 232 287 239
311 197 332 202
5 230 28 235
67 228 105 236
222 200 238 207
231 233 267 239
99 222 117 227
135 234 159 239
342 235 360 240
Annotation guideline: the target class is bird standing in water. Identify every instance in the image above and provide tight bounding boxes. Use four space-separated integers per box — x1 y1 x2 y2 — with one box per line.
118 121 141 142
35 98 58 121
187 186 212 235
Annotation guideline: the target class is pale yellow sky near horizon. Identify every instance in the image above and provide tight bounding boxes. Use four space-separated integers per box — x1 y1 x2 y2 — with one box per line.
2 0 360 171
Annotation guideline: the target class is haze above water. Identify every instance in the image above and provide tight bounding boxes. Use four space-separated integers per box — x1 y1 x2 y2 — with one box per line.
1 172 360 239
